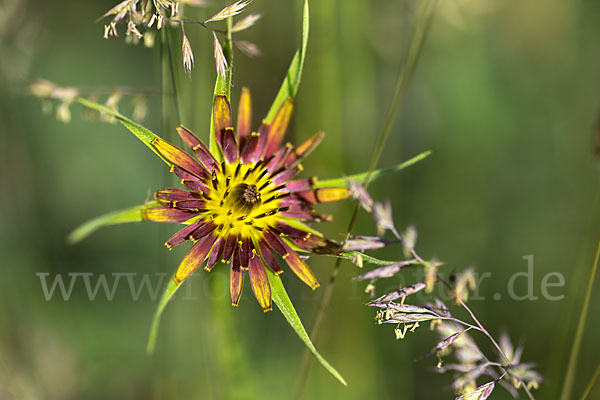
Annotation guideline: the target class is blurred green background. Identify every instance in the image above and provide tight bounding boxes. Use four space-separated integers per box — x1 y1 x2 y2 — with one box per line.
1 0 599 399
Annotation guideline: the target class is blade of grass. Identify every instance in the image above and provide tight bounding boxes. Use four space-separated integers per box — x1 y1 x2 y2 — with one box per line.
579 364 600 400
163 26 182 124
264 0 309 123
560 237 600 400
292 0 438 396
67 201 160 244
147 276 182 354
267 269 347 385
313 150 432 188
75 97 170 165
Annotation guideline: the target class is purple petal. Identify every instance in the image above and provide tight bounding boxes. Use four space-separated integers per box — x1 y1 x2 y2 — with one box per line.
165 220 205 249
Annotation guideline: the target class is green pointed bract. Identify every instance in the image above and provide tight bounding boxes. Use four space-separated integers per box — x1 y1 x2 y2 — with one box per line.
147 276 181 354
68 201 161 244
314 150 432 189
264 0 309 123
209 17 234 158
267 268 347 386
76 98 171 166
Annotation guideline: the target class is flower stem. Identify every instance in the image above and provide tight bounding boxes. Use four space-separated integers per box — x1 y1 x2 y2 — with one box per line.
164 25 182 124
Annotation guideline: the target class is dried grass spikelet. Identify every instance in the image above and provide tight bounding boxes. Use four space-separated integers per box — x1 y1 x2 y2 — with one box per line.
181 26 194 76
204 0 251 23
212 32 228 78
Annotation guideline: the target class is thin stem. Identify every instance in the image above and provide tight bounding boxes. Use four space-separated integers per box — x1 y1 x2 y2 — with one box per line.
435 273 536 400
579 364 600 400
291 1 438 397
164 25 183 123
64 86 166 96
166 17 226 34
395 222 535 397
560 237 600 400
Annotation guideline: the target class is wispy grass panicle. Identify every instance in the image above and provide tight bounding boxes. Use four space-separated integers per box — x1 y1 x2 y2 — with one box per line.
350 182 541 399
98 0 259 75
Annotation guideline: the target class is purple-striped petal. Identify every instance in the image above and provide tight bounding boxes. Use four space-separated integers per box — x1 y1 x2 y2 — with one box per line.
181 179 210 195
254 126 269 160
291 235 341 255
155 188 200 206
240 132 261 164
257 240 283 275
222 234 237 262
237 87 252 146
173 200 206 211
221 127 239 163
271 165 302 185
282 177 316 193
285 131 324 167
190 221 217 241
171 165 206 182
278 240 319 289
143 207 196 223
230 264 244 306
177 125 219 172
262 230 287 256
295 187 350 204
240 238 251 269
174 233 218 283
248 253 272 311
232 245 242 271
152 137 208 179
165 220 204 249
273 222 312 238
214 95 233 152
264 98 294 158
265 145 293 174
280 210 332 222
206 237 225 271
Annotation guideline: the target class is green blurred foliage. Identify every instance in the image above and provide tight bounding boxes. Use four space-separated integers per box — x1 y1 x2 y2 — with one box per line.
1 0 599 399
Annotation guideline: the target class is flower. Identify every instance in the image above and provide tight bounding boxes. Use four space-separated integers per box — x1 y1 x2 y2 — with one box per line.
143 88 349 311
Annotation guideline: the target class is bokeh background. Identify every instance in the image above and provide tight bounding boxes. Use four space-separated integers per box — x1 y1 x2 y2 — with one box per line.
1 0 599 399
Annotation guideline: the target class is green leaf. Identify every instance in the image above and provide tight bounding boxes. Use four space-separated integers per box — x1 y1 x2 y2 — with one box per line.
147 276 182 354
267 269 347 386
264 0 309 122
76 98 170 166
314 150 432 188
67 201 160 244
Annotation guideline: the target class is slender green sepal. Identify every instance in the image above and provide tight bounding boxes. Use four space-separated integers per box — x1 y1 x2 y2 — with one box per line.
267 269 347 385
67 201 161 244
209 17 234 157
264 0 309 123
147 276 182 354
314 150 432 189
76 98 170 166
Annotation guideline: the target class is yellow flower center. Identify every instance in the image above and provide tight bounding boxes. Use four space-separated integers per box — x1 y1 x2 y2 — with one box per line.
199 160 287 239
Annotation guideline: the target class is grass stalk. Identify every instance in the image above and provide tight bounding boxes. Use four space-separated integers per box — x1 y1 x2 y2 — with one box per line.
291 0 438 396
579 364 600 400
560 237 600 400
